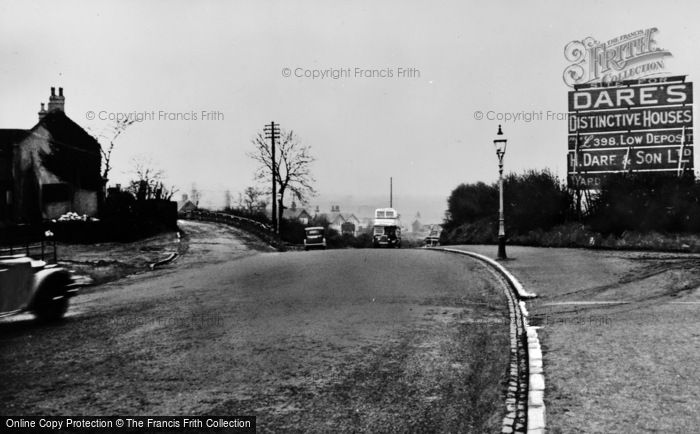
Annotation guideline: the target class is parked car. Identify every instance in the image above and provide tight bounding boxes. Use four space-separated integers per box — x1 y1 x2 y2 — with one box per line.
423 236 440 247
304 226 327 250
0 255 79 322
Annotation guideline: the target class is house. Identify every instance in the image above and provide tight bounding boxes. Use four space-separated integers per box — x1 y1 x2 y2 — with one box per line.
316 205 361 236
177 194 198 214
0 87 101 223
282 202 312 225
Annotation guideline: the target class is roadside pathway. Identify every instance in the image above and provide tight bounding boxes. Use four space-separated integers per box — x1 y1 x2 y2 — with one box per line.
448 245 700 433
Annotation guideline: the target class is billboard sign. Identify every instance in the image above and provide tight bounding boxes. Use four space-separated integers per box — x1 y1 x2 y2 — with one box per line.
568 106 693 134
567 76 694 189
567 129 694 150
567 146 692 173
568 82 692 111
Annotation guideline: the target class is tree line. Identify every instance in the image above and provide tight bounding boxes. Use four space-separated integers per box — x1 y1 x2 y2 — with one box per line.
442 170 700 245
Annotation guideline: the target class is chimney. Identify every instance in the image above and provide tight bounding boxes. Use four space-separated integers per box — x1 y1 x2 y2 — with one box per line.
47 86 65 113
38 103 47 121
182 194 188 202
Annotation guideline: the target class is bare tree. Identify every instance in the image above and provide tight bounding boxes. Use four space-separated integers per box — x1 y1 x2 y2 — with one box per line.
126 155 177 201
237 186 267 214
88 118 136 184
249 129 316 225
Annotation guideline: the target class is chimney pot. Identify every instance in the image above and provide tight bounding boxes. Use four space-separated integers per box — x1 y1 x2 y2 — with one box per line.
47 86 65 112
38 102 47 120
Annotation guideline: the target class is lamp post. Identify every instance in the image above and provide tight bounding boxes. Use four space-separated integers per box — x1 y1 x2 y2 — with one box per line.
493 124 508 259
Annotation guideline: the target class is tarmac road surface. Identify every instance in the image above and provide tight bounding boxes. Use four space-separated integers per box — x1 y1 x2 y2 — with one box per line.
0 221 511 432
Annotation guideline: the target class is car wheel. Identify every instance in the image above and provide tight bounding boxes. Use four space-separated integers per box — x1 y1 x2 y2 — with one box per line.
33 292 69 322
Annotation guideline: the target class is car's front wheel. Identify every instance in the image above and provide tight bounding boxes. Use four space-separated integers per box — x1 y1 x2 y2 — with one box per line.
33 292 68 322
31 276 70 322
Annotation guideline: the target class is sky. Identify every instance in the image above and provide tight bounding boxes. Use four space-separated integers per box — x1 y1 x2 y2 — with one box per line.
1 0 698 223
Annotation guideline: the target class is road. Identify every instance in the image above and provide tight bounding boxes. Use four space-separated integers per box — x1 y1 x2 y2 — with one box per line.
1 222 511 432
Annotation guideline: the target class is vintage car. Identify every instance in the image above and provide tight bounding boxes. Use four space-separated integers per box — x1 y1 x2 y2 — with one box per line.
373 225 401 248
422 225 442 248
423 236 440 247
303 226 327 250
0 255 79 322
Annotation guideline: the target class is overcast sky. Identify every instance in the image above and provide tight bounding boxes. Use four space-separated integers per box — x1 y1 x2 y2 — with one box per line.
1 0 698 222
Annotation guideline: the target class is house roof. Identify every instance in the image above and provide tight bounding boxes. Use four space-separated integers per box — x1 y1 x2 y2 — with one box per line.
37 111 101 154
317 212 359 225
283 208 311 220
341 213 359 223
33 111 102 190
178 200 197 212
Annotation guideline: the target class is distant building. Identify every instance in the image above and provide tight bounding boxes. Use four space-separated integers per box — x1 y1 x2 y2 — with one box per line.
177 194 198 214
358 217 373 233
283 202 312 225
411 219 422 233
411 212 422 233
0 87 101 223
316 205 360 235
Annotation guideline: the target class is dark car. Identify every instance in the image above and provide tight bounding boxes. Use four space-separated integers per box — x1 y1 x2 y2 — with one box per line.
373 225 401 248
304 227 327 250
0 255 79 321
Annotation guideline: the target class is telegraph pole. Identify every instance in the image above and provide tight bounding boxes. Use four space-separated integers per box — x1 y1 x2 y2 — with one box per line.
390 177 393 208
264 121 280 233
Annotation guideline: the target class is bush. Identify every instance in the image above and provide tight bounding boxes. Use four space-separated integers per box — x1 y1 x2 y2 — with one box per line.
503 170 573 233
444 182 496 231
587 173 700 235
279 218 306 244
440 219 496 245
443 169 572 241
351 232 374 248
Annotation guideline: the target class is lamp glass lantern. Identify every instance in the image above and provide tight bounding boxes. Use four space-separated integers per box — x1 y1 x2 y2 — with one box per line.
493 125 507 166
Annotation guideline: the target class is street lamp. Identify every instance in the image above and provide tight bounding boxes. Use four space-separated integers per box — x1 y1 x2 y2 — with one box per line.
493 124 508 259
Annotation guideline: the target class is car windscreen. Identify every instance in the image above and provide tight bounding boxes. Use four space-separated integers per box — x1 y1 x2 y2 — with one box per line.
306 230 322 236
